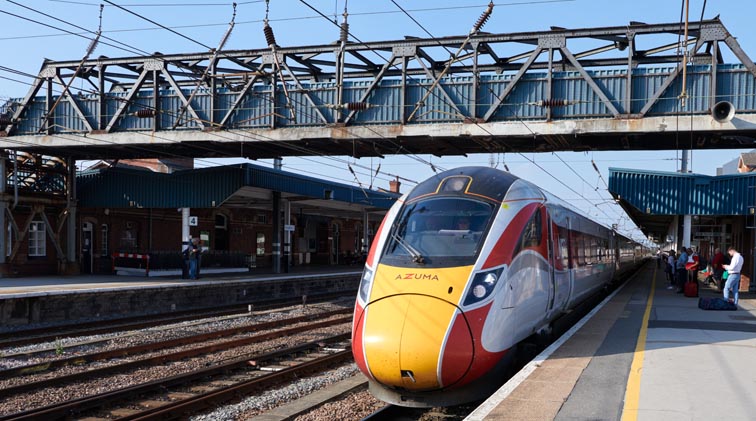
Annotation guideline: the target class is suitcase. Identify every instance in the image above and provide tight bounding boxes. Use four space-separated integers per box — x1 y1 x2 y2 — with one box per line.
684 280 698 297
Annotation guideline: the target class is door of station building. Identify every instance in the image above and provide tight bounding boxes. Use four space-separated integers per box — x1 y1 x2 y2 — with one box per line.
81 222 93 274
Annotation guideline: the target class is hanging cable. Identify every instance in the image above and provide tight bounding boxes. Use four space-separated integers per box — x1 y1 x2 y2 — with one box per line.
405 1 494 122
37 4 103 133
172 2 237 129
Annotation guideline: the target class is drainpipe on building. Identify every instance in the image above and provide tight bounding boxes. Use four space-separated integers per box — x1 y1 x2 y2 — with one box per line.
66 158 77 268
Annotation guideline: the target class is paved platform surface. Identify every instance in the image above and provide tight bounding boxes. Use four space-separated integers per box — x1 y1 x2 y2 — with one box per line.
0 266 361 297
468 264 756 421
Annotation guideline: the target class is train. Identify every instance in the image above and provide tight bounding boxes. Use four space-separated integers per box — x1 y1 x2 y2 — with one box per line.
351 166 646 407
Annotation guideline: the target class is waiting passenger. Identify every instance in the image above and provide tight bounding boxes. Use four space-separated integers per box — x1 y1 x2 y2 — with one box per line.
666 250 676 289
676 248 688 293
722 246 743 305
711 248 725 289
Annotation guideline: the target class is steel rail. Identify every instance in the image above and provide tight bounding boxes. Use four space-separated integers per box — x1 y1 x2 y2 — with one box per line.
0 288 354 349
0 313 352 397
2 334 351 421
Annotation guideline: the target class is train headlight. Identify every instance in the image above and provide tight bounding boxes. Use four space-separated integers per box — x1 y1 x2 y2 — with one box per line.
358 267 375 303
463 269 503 306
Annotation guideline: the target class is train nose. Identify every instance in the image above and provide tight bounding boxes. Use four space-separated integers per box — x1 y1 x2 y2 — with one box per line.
362 294 473 391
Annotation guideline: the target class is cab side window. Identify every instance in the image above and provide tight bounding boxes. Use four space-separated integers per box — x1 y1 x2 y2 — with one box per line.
515 209 542 256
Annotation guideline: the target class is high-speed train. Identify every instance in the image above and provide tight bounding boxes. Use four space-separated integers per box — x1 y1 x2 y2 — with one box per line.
351 167 644 407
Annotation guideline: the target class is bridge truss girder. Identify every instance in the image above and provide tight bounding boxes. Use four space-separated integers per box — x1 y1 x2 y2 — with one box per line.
2 18 756 159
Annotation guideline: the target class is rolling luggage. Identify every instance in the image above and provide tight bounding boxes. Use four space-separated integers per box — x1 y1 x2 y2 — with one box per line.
684 280 698 297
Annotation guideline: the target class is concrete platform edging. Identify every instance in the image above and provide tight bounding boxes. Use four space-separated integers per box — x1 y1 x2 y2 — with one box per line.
465 270 636 421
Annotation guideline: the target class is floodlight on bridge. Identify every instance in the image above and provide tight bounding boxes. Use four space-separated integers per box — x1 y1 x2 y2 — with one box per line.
712 101 735 123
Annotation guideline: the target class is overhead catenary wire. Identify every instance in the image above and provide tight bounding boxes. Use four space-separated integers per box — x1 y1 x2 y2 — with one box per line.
90 0 426 182
0 0 708 215
0 4 414 189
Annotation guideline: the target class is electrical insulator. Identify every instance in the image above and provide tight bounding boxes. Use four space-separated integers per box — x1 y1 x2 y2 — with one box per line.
135 109 156 118
340 22 350 44
346 102 369 111
263 23 277 48
532 99 574 108
472 1 494 34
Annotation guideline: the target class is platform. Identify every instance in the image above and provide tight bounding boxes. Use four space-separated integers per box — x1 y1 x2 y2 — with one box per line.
0 266 361 328
467 264 756 421
0 266 360 298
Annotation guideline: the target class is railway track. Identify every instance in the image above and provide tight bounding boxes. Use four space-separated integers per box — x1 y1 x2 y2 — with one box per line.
0 290 354 349
0 312 352 399
2 335 352 420
0 307 351 375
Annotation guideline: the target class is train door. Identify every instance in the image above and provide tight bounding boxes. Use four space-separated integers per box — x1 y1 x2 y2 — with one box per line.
566 217 575 306
546 208 556 314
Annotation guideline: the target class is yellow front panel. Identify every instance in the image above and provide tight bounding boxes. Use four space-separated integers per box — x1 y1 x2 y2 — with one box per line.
363 295 412 386
399 295 455 389
363 264 473 390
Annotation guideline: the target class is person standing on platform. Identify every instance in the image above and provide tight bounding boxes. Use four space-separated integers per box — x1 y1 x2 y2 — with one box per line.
666 250 676 289
722 246 743 305
711 247 725 289
676 247 689 293
188 238 200 280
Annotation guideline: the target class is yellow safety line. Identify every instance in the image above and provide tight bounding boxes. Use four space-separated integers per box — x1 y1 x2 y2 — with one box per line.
620 267 656 421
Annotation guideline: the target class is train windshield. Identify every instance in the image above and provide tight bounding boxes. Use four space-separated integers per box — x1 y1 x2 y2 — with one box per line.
383 197 495 266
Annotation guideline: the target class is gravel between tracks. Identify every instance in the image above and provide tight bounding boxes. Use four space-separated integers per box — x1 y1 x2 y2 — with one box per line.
0 307 351 416
192 365 363 421
293 388 383 421
0 302 348 369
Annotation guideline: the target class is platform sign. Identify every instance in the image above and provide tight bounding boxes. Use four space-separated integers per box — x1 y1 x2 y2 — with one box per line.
284 224 295 232
189 216 198 226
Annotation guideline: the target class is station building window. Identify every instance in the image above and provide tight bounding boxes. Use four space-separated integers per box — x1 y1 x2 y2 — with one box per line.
256 233 265 256
101 224 109 257
29 220 46 257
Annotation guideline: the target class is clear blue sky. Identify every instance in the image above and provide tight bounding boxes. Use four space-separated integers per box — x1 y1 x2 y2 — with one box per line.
1 0 754 242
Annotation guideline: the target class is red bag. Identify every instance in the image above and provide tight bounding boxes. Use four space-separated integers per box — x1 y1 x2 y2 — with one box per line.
684 280 699 297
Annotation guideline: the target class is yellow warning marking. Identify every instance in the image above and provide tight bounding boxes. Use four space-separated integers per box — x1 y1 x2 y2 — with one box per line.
620 267 656 421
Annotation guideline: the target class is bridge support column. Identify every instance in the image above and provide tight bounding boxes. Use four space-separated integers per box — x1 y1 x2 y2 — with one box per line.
283 200 291 273
272 192 281 274
181 207 190 248
0 155 6 265
682 215 692 249
66 158 78 274
180 208 190 278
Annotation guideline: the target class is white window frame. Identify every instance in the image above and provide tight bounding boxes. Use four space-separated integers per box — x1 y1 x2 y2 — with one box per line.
29 220 46 257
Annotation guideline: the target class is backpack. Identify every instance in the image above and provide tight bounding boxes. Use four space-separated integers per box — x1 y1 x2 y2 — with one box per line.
698 297 737 311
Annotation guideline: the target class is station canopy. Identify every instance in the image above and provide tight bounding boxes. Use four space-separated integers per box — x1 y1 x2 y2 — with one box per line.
77 163 399 218
609 168 756 242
